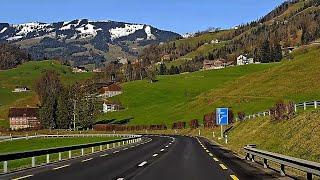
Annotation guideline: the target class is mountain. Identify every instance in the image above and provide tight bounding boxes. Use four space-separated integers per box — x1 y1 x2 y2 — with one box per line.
144 0 320 69
0 19 181 66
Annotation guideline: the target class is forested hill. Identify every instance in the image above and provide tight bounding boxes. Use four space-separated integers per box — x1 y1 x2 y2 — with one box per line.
140 0 320 72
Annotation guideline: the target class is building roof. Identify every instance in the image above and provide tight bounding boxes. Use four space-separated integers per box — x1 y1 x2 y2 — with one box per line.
8 107 39 118
100 83 122 93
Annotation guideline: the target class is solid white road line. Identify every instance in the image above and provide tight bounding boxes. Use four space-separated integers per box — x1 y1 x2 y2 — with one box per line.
53 164 70 170
82 158 93 162
12 175 33 180
219 163 228 170
100 153 108 157
153 153 158 157
138 161 148 167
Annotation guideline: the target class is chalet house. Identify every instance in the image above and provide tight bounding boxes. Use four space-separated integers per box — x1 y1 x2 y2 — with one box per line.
12 86 30 93
237 55 254 66
99 83 122 98
103 100 122 113
203 59 233 70
9 107 40 130
72 66 88 73
210 39 220 44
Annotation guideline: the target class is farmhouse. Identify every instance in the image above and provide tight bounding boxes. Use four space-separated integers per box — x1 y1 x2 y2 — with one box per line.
203 59 234 70
99 83 122 98
12 86 30 93
237 55 254 66
103 100 122 113
8 107 41 130
72 66 88 73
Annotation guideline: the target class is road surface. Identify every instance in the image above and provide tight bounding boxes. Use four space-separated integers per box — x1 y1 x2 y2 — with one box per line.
0 135 281 180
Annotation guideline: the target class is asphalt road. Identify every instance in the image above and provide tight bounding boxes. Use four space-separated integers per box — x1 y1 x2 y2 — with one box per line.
0 135 282 180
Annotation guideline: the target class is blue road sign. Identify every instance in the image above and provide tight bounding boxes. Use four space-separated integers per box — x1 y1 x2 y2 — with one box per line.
216 108 229 125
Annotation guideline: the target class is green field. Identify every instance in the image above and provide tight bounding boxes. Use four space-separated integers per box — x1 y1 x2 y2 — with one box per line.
0 60 93 122
0 136 118 154
102 44 320 125
100 63 278 125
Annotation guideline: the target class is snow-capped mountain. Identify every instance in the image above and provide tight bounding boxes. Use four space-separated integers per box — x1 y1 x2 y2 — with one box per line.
0 19 181 66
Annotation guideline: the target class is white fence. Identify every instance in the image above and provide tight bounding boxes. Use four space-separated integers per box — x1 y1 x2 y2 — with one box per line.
236 100 320 121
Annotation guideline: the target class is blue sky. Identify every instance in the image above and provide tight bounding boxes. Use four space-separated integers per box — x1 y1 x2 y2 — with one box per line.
1 0 285 34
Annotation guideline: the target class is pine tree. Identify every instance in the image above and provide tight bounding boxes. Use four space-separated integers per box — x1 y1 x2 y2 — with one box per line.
39 95 56 129
56 88 72 129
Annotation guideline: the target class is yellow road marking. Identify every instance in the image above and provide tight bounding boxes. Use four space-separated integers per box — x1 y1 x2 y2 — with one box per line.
213 158 219 162
219 163 228 170
230 175 239 180
12 175 33 180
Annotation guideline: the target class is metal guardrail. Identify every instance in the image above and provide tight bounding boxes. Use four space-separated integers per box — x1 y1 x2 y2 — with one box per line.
0 133 135 143
244 145 320 180
0 134 142 174
236 100 320 121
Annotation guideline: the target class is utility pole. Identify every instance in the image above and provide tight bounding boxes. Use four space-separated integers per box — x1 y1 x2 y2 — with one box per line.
73 99 76 131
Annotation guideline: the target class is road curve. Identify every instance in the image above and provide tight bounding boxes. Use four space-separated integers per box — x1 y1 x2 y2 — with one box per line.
0 135 280 180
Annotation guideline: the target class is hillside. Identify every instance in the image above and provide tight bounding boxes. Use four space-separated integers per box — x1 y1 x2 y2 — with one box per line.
100 43 320 125
0 19 181 66
143 0 320 70
99 63 278 124
0 61 93 126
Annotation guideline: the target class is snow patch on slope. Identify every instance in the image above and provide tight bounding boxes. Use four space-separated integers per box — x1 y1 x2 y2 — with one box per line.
60 20 81 30
145 26 156 40
109 24 144 40
0 27 7 34
76 23 101 38
14 22 52 36
7 36 23 41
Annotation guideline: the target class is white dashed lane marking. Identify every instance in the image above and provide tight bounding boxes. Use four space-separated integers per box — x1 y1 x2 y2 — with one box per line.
53 164 70 170
82 158 93 162
100 153 108 157
138 161 148 167
153 153 158 157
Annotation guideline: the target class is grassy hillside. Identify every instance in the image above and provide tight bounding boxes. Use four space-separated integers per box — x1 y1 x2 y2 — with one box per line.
182 44 320 117
100 63 278 125
0 61 93 125
101 44 320 125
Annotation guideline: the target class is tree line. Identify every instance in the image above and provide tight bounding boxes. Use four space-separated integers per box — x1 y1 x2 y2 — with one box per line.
35 70 99 130
0 43 30 70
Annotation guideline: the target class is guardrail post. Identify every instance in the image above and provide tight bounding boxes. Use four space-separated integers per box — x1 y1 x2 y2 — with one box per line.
304 102 307 110
3 161 8 173
81 148 84 156
68 150 72 159
107 144 110 149
294 104 297 112
263 158 268 168
46 154 50 164
280 164 285 176
314 101 317 109
100 145 102 151
59 152 62 161
91 147 94 153
251 155 255 162
118 142 121 146
31 156 36 167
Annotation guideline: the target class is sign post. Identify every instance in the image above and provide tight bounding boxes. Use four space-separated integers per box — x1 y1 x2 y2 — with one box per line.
216 108 229 139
